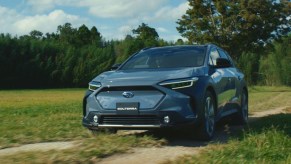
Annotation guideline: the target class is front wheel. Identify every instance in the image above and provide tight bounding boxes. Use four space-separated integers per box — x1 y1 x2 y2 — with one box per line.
197 91 216 140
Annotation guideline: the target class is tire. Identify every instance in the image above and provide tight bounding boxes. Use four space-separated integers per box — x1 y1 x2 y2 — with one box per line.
196 91 216 141
233 89 248 125
89 128 117 135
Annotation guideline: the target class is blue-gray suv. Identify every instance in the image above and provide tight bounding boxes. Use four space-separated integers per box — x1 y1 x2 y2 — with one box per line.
82 44 248 140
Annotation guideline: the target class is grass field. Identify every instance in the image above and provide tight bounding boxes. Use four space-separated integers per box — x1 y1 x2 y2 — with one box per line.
0 86 290 163
0 89 88 148
248 86 291 112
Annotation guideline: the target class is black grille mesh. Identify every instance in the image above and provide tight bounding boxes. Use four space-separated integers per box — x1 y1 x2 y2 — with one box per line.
101 115 160 125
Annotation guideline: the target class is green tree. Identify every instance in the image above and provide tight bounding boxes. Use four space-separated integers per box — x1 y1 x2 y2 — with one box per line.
176 39 184 45
133 23 159 40
90 26 102 46
177 0 291 57
29 30 43 39
133 23 159 47
237 52 260 85
57 23 77 45
259 35 291 86
77 24 91 46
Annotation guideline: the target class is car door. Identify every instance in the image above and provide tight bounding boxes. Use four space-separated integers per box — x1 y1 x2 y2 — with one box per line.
209 47 235 114
208 47 232 113
217 49 238 111
225 52 242 105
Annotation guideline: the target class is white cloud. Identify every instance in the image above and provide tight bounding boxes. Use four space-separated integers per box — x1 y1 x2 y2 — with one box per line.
27 0 168 18
152 2 189 21
1 1 187 41
0 6 88 36
14 10 86 34
0 6 19 32
157 27 169 33
161 34 185 42
84 0 168 18
118 25 132 35
26 0 79 13
27 0 56 13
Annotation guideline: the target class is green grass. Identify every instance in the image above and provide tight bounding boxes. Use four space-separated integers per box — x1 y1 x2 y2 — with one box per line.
248 86 291 112
171 108 291 164
0 89 90 148
172 129 290 164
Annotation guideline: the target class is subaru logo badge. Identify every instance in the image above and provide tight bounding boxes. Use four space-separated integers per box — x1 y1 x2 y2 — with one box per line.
122 91 134 98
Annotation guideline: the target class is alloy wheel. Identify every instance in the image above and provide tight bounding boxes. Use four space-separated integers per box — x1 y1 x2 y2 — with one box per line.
241 91 248 122
205 96 215 136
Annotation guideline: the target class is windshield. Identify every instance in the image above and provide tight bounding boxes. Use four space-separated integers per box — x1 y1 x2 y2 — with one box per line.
120 46 206 70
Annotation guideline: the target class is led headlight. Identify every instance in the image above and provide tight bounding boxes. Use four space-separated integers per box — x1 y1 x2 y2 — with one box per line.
159 77 198 90
88 81 102 91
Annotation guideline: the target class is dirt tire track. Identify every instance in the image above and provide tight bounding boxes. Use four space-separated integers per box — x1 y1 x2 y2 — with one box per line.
0 107 288 163
0 141 75 156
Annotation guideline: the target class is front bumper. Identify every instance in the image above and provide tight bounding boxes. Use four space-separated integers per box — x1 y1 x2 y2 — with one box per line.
82 85 201 130
82 111 197 130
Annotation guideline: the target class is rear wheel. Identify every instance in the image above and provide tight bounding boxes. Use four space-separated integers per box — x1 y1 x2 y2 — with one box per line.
234 89 248 125
197 91 216 140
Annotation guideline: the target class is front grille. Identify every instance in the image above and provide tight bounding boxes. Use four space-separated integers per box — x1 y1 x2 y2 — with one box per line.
99 86 158 92
96 86 165 110
101 115 160 125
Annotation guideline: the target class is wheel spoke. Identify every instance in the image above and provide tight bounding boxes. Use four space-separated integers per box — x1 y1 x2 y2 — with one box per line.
205 96 214 135
243 94 248 120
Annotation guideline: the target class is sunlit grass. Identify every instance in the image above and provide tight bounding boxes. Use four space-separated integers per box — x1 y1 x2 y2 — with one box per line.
249 86 291 112
171 128 291 164
0 89 83 108
0 89 88 148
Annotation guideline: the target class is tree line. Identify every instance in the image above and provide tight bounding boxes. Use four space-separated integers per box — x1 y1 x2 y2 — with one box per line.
0 0 290 89
0 23 172 88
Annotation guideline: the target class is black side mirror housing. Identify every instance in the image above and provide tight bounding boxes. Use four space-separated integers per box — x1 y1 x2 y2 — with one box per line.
111 63 121 70
216 58 231 68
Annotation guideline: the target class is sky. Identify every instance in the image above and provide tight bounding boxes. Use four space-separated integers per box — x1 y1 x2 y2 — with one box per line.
0 0 189 41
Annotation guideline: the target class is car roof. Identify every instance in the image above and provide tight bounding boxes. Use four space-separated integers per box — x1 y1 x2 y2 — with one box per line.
140 44 216 52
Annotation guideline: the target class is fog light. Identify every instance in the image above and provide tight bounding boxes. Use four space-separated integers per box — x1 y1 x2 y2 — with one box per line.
164 116 170 124
93 115 98 123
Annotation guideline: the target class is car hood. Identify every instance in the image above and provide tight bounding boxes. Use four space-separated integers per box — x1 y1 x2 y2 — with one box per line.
92 67 206 86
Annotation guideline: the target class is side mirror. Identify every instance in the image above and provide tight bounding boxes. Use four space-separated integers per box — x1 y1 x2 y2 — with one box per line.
111 63 121 70
216 58 231 68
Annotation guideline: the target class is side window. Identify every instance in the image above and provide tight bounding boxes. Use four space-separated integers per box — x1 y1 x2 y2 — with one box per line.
218 49 234 67
209 48 220 66
218 49 228 59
